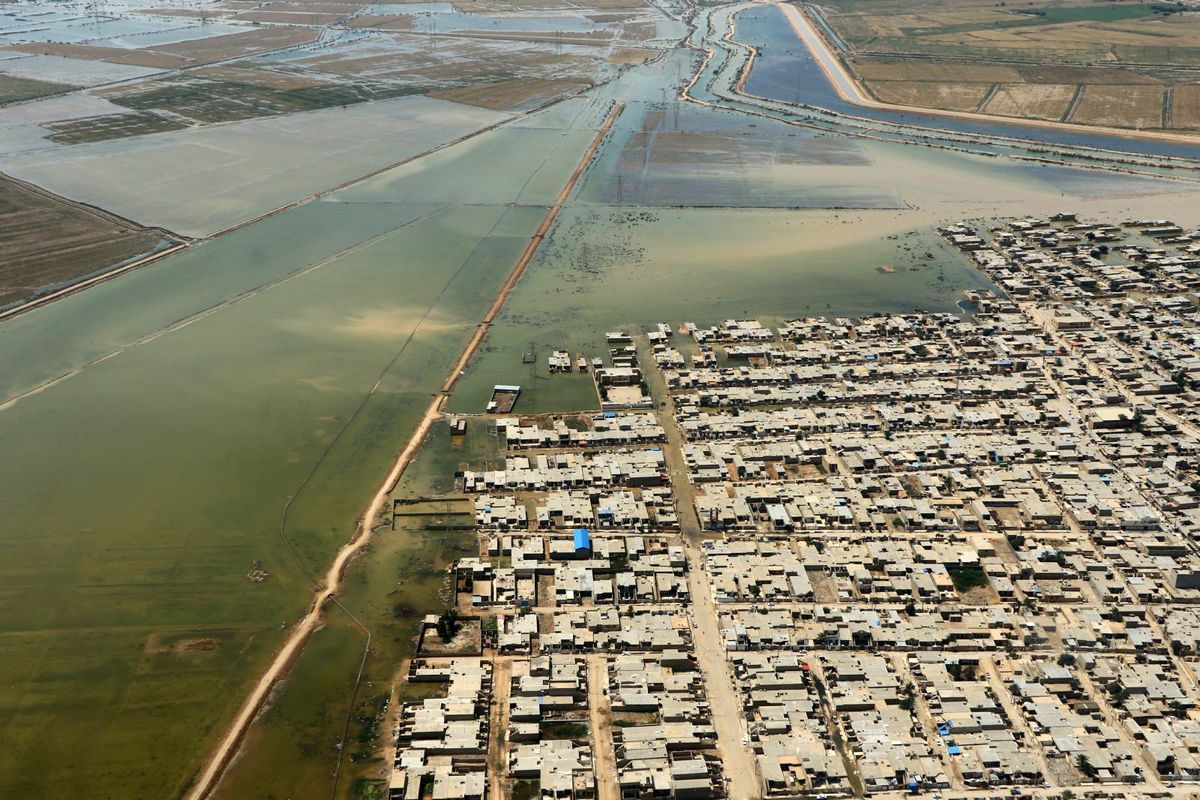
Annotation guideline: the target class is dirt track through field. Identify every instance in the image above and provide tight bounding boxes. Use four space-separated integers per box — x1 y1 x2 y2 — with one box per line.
184 98 623 800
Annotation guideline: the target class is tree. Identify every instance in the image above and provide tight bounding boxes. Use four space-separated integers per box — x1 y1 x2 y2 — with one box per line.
899 682 916 711
1077 754 1098 779
436 608 462 643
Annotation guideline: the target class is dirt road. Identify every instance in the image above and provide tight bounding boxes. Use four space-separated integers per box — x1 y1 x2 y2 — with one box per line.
488 657 513 800
636 335 761 800
588 655 620 800
185 100 624 800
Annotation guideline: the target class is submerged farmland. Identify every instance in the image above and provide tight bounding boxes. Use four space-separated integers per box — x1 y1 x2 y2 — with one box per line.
2 0 1200 798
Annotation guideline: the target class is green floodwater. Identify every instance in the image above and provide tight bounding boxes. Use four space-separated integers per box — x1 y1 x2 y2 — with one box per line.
0 93 600 799
210 420 495 800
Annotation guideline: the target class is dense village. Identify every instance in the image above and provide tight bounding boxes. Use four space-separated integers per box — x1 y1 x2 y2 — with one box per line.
385 214 1200 800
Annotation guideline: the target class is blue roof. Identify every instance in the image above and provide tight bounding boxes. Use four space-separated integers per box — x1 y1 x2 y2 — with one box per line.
948 745 962 756
573 528 591 550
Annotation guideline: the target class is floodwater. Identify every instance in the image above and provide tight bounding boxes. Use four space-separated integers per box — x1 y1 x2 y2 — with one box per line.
575 100 905 208
400 9 601 33
3 5 1200 800
0 95 508 236
0 7 241 46
448 206 994 413
0 53 163 86
0 94 599 800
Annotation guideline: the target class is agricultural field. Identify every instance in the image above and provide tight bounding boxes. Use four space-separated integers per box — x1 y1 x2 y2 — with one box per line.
0 174 172 309
45 111 188 143
0 0 664 142
866 79 991 112
818 0 1200 131
0 74 73 104
1069 82 1167 128
981 83 1077 121
1171 82 1200 128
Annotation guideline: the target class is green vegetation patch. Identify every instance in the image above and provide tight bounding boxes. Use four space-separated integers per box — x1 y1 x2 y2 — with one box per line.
112 78 431 124
46 112 189 144
541 721 590 740
0 74 73 104
513 779 541 800
948 565 990 592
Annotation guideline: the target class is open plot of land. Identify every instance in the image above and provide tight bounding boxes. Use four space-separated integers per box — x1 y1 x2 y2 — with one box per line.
981 83 1078 121
848 55 1019 84
2 24 319 69
3 42 190 69
0 174 170 308
1069 82 1166 128
819 0 1197 63
103 75 423 123
866 79 991 112
1173 82 1200 128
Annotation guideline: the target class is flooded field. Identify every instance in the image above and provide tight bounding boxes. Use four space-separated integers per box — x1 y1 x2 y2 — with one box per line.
0 94 601 798
576 101 904 208
0 95 507 236
0 173 173 310
5 0 1200 798
210 420 494 800
448 205 992 413
0 7 241 47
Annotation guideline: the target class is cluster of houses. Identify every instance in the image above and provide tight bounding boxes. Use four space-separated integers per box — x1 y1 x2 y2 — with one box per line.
391 660 493 800
607 653 726 798
398 212 1200 800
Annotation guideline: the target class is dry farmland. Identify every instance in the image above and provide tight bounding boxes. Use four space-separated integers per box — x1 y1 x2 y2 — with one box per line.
981 83 1078 121
818 0 1200 132
1173 83 1200 129
866 79 991 112
0 175 171 308
1069 83 1166 128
